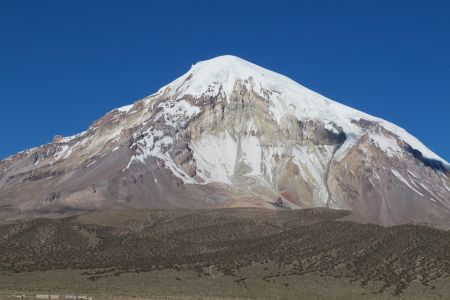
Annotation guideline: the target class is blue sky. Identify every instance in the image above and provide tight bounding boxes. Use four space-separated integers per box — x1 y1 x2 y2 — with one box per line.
0 0 449 161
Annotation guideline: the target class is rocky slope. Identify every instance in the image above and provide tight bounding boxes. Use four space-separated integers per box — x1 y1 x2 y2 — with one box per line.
0 55 449 227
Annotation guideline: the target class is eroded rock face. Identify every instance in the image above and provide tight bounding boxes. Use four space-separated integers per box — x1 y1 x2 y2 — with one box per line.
328 133 450 228
297 120 346 146
183 81 342 208
0 55 448 227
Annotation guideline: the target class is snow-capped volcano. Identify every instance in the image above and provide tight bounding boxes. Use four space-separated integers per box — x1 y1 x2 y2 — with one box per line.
1 55 449 227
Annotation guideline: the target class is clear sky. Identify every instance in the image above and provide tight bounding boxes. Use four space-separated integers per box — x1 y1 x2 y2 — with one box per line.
0 0 449 161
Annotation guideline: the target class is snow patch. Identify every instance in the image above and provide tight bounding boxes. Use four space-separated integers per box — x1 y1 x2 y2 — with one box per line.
441 177 450 192
391 169 424 196
190 131 237 184
154 99 201 128
416 181 438 198
127 128 196 184
239 135 262 177
407 170 419 179
59 131 87 143
368 134 403 158
86 160 96 168
116 104 133 113
291 146 330 203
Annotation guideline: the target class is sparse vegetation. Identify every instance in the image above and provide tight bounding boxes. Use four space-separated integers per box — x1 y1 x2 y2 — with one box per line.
0 208 449 299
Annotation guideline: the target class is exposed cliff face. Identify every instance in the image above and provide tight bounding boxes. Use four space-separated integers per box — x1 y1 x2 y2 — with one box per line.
0 55 449 227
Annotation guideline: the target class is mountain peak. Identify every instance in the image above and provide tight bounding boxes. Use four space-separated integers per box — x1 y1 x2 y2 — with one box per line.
191 55 264 73
189 55 275 80
161 55 301 100
193 55 252 67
